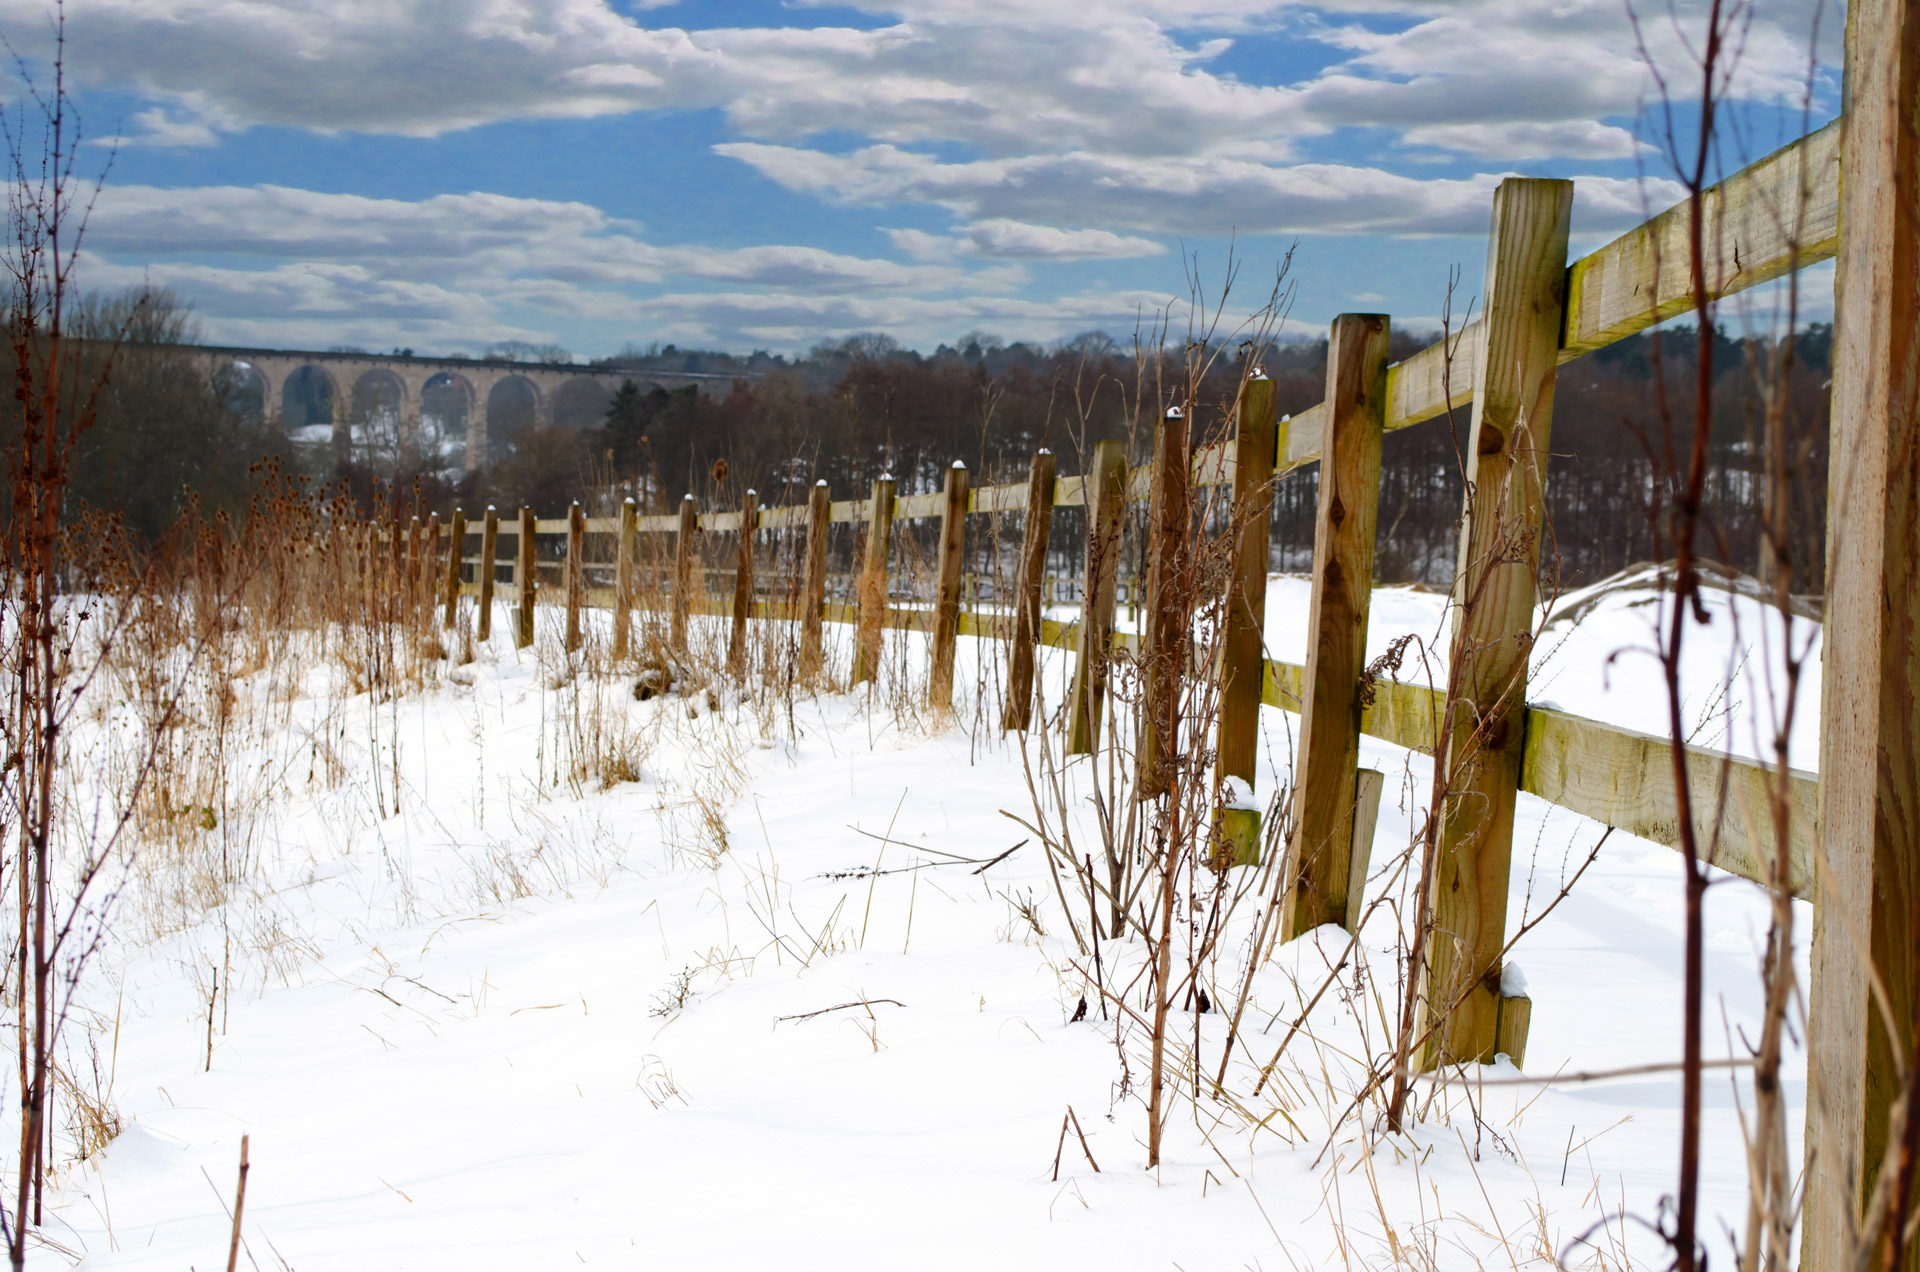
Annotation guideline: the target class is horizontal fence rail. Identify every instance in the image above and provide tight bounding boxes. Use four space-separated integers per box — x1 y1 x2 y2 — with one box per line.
379 110 1843 917
434 483 1822 906
355 69 1895 1259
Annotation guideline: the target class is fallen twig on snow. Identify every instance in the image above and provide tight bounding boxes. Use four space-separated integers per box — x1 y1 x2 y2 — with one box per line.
775 999 907 1024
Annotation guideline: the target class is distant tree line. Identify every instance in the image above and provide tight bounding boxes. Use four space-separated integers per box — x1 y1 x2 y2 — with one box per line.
0 288 283 545
547 326 1832 593
5 287 1831 595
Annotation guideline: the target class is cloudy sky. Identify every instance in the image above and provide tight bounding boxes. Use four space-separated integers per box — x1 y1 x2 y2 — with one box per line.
5 0 1839 357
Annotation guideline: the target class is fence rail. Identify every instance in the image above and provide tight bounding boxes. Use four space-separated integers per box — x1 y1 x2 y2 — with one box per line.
390 111 1840 940
415 111 1840 922
357 34 1904 1261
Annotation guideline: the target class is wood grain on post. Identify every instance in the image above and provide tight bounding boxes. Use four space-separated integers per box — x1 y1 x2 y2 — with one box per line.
799 481 831 678
671 494 698 652
443 508 465 630
1417 178 1572 1068
928 463 970 709
1213 377 1279 862
728 489 759 674
515 506 537 650
1804 2 1920 1263
1066 441 1127 755
1281 315 1390 938
612 499 636 660
477 507 497 642
564 502 585 653
1343 769 1386 933
852 476 896 686
1001 450 1056 732
1138 407 1191 797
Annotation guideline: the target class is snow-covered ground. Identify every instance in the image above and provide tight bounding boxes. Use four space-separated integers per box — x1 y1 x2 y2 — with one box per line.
31 572 1814 1270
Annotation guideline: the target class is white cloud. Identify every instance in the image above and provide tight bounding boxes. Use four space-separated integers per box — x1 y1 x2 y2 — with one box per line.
1400 121 1646 161
721 142 1687 237
68 180 1060 352
78 182 994 294
94 107 219 148
958 220 1165 259
632 285 1183 349
891 220 1164 260
10 0 1836 351
2 0 1835 162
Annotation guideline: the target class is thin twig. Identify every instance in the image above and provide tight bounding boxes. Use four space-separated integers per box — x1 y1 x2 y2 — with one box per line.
774 999 906 1024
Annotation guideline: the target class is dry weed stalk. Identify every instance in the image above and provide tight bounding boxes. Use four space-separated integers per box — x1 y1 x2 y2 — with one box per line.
1012 261 1309 1169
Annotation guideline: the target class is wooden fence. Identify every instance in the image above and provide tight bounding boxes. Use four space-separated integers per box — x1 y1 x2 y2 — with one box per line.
383 6 1907 1260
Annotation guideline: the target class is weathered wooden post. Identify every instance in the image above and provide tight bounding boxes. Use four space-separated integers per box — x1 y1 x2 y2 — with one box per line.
612 499 637 660
564 501 585 654
852 476 896 686
477 506 497 642
799 480 831 677
671 494 697 652
1213 374 1280 864
515 506 537 650
1066 441 1127 755
1139 406 1191 798
929 463 970 709
1805 1 1920 1263
728 489 759 674
1279 315 1390 935
1001 450 1056 732
1417 177 1572 1069
1343 769 1387 935
443 508 465 629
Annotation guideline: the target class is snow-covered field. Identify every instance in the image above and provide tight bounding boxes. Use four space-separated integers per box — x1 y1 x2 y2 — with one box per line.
31 571 1814 1270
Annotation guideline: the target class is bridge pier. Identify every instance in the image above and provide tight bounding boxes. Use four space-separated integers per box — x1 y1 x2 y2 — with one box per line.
187 344 745 476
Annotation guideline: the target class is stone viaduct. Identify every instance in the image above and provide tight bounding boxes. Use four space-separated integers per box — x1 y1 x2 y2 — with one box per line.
195 344 748 472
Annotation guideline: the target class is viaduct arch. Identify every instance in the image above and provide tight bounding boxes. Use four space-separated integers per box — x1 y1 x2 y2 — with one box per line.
199 345 747 471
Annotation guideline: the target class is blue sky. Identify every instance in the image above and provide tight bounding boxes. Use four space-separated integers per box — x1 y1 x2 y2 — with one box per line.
8 0 1840 357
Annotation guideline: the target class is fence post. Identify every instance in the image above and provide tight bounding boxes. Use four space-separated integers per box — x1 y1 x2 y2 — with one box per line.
1213 375 1280 864
1001 450 1056 732
564 502 585 654
799 480 831 678
853 476 896 686
671 494 697 652
516 506 537 650
1805 2 1920 1263
1417 177 1572 1069
1280 315 1390 936
612 499 636 660
1066 440 1127 755
1139 407 1191 798
728 489 758 674
929 462 969 709
443 508 464 630
478 506 497 642
1343 769 1386 934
